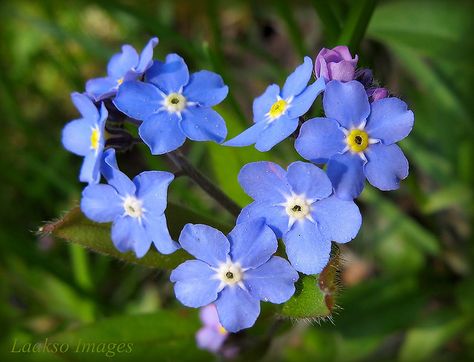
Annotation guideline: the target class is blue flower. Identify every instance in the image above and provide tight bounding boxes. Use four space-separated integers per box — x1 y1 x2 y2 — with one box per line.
86 37 158 101
62 92 108 184
80 148 179 257
237 161 361 275
295 80 414 200
170 219 298 332
113 54 229 155
224 57 325 152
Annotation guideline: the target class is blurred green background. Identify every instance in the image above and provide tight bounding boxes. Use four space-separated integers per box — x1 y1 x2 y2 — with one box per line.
1 0 473 361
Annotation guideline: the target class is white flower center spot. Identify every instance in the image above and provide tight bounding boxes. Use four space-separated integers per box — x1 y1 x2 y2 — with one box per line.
123 196 143 219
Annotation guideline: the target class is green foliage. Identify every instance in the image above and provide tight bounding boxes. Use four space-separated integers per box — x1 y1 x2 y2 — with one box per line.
1 0 473 361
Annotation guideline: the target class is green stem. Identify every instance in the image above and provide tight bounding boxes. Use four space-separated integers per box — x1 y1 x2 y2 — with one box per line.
311 0 343 44
166 150 242 218
69 243 93 292
337 0 377 51
275 0 308 58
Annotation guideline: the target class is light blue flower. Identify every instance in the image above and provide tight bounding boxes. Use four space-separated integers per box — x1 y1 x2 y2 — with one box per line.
224 57 325 151
170 219 298 333
81 148 179 257
295 80 414 200
62 92 108 184
113 53 228 155
237 161 361 275
86 37 158 101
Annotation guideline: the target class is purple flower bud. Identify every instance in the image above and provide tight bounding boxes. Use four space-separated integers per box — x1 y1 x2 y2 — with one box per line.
355 68 374 88
370 88 388 102
315 46 358 82
196 304 229 353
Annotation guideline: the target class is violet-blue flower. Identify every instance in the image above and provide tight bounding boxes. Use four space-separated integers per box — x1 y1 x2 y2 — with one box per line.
113 53 228 155
295 80 414 200
224 57 325 152
237 161 361 275
81 148 179 257
315 45 358 82
86 37 158 101
62 92 108 184
170 219 298 332
196 304 229 353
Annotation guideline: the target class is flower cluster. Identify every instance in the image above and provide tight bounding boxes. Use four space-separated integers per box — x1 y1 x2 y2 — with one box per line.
61 38 413 340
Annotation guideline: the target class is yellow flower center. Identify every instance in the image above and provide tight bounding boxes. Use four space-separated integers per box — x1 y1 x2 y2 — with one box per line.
269 99 287 119
347 129 369 153
117 78 124 86
164 93 187 113
90 128 100 150
218 325 227 335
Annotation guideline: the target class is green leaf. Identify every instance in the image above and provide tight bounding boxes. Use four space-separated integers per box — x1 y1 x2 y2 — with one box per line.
337 0 377 51
46 310 211 362
281 250 339 319
399 310 469 362
40 204 231 270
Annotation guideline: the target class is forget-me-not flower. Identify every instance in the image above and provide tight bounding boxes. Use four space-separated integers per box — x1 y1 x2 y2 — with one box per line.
224 57 325 152
170 219 298 332
295 80 414 200
196 304 229 353
237 161 361 275
113 53 228 155
86 37 158 101
62 92 108 184
81 148 179 257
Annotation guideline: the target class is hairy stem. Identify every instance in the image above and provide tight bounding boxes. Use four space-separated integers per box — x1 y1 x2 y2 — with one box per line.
166 150 242 218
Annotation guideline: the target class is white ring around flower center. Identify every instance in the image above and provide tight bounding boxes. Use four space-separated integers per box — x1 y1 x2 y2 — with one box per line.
164 92 187 113
123 196 144 219
284 195 312 220
216 260 244 286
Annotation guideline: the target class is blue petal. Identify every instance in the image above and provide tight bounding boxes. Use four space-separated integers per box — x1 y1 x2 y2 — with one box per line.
244 256 298 303
138 113 186 155
133 171 174 215
179 224 229 267
80 151 101 184
144 214 180 254
215 286 260 333
180 107 227 142
237 202 288 238
252 84 280 122
111 217 151 258
238 161 291 203
135 37 159 74
81 184 122 222
170 260 220 308
102 149 136 195
183 70 229 107
287 77 325 119
364 143 409 190
255 116 298 151
223 121 267 147
327 152 365 200
85 77 118 101
145 54 189 93
227 219 277 269
71 92 99 120
286 161 333 201
283 221 331 274
365 97 414 145
312 195 361 244
107 45 139 79
323 80 370 129
295 117 346 163
62 118 94 156
281 57 313 99
113 81 163 121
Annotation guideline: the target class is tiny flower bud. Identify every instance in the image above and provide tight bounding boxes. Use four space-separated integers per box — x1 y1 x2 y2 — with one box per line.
315 45 358 82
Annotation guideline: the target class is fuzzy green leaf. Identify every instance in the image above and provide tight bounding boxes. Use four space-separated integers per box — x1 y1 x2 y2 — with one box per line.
40 204 231 270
